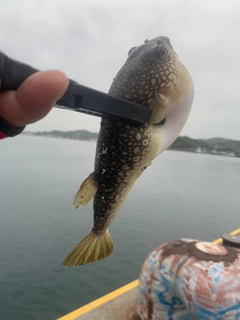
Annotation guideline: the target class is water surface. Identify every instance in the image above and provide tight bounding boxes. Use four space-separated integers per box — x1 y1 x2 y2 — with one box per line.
1 136 239 320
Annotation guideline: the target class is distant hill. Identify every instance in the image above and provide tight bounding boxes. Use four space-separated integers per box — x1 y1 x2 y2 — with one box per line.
169 136 209 150
199 138 240 152
169 136 240 156
24 130 98 141
23 130 240 156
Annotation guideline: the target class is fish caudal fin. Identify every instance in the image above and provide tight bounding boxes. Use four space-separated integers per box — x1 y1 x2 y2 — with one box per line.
73 171 98 208
61 230 113 266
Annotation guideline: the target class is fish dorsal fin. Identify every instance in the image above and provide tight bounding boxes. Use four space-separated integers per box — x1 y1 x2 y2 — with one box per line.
148 93 169 125
73 171 98 208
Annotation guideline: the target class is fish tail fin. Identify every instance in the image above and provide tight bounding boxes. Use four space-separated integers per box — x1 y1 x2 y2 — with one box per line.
61 230 113 266
73 171 98 208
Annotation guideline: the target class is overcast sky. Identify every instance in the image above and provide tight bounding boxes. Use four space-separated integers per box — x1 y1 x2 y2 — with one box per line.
1 0 240 139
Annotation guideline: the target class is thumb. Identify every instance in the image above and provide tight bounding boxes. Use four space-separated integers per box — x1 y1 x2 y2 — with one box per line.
0 70 69 127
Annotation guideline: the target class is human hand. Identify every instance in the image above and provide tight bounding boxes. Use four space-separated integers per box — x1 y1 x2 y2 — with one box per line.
0 70 68 137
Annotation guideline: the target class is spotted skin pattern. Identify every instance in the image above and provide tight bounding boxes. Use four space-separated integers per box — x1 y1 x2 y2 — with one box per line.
109 37 179 107
93 118 160 234
92 36 187 235
62 36 194 266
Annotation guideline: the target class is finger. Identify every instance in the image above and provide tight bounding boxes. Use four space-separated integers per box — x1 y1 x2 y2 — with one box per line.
0 70 69 127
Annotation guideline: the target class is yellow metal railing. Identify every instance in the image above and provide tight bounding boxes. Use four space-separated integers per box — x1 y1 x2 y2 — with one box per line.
212 228 240 244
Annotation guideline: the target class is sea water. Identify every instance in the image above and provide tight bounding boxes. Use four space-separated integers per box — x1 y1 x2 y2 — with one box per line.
1 135 239 320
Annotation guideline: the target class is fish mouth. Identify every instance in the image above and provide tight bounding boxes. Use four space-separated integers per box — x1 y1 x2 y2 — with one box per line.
127 36 173 60
142 36 173 49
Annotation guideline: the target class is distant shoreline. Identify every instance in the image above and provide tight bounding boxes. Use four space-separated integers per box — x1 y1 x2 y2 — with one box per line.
23 130 240 157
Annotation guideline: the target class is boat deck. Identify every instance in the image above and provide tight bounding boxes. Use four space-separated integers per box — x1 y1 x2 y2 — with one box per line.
76 286 137 320
58 229 240 320
58 280 138 320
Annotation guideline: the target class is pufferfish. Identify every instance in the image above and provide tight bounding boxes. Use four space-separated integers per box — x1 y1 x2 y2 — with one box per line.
62 36 194 266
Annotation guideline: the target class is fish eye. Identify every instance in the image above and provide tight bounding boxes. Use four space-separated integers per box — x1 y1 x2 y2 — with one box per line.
159 48 167 58
128 46 137 56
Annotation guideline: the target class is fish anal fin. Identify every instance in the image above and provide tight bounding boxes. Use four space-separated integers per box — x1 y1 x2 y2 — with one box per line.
73 171 98 208
148 93 169 125
61 230 113 266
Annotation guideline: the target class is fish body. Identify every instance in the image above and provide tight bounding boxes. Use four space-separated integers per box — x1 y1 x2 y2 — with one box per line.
62 37 194 266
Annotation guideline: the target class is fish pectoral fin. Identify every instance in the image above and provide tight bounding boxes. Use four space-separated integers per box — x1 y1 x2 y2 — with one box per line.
73 171 98 208
61 230 113 266
148 93 169 125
